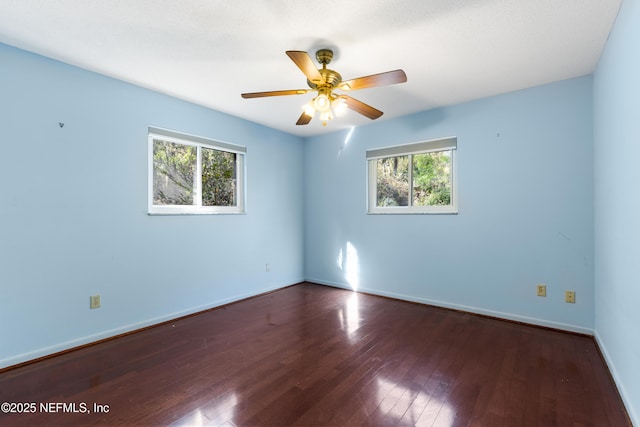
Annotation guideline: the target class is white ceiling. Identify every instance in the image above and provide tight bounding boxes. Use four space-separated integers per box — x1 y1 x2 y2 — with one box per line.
0 0 622 137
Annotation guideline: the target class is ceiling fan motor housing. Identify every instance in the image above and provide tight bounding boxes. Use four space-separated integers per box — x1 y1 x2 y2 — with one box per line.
308 69 342 90
307 49 342 91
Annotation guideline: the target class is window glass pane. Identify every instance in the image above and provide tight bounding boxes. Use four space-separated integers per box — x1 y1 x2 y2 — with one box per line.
412 151 451 206
153 139 196 205
376 156 409 207
202 147 237 207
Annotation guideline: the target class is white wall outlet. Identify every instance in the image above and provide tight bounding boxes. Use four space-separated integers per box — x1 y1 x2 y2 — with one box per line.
536 284 547 297
90 295 101 309
266 263 270 272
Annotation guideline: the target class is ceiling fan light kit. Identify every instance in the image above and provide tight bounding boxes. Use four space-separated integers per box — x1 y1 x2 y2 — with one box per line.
241 49 407 127
305 90 347 126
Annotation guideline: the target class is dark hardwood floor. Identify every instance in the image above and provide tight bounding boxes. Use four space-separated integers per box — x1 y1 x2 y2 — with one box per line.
0 283 630 426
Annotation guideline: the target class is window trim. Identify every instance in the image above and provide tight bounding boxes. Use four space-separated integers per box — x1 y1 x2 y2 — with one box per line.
366 137 458 215
148 127 246 215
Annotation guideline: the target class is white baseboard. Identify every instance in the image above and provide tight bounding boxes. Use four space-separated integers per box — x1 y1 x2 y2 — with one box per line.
305 277 594 335
1 279 302 370
594 332 638 427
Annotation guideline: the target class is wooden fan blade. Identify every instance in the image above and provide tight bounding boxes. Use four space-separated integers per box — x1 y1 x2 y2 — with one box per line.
341 95 383 120
339 69 407 91
296 111 313 125
241 89 309 99
286 51 324 85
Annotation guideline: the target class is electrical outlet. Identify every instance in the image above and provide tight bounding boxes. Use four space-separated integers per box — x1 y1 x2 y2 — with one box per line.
90 295 101 309
266 263 270 272
536 284 547 297
565 291 576 304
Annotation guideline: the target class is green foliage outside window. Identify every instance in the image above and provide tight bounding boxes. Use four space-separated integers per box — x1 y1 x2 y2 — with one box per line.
153 141 196 205
412 152 451 206
376 151 451 207
153 139 237 207
376 156 409 206
201 148 236 206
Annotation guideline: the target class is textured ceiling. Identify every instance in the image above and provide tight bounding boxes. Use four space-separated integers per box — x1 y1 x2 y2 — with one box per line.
0 0 622 137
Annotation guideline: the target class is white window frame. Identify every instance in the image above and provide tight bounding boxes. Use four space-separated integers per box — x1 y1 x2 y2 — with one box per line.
367 137 457 214
148 127 246 215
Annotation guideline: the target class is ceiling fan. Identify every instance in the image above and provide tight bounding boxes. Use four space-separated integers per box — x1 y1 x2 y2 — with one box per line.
241 49 407 126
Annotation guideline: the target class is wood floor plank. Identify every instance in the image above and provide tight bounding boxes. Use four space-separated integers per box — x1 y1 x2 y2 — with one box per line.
0 283 631 426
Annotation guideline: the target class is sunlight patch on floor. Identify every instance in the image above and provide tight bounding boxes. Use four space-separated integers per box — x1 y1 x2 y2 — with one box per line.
338 292 362 338
376 378 453 426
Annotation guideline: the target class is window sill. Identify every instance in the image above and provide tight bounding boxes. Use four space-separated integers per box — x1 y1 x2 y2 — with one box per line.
148 208 245 215
148 212 246 216
367 209 458 215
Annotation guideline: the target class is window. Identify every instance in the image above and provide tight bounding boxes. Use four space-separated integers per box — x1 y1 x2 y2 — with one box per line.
367 137 457 214
148 127 245 214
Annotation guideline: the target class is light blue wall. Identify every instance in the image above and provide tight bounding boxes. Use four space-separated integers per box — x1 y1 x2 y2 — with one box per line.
305 76 594 333
0 43 305 368
593 0 640 424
